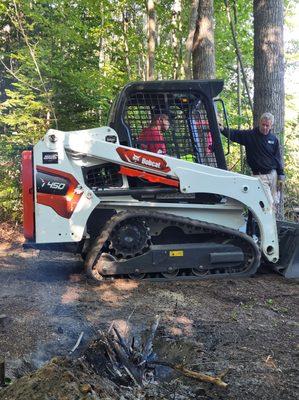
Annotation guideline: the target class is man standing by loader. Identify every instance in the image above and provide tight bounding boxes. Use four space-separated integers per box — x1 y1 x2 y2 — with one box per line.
219 112 285 210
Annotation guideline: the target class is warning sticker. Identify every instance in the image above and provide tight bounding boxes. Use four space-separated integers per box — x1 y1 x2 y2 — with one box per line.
169 250 184 257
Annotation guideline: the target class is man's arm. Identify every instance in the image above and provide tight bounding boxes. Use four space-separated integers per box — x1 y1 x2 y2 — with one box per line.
219 126 251 146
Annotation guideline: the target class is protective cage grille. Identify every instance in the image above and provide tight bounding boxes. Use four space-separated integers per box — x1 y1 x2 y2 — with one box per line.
124 91 217 167
82 163 123 189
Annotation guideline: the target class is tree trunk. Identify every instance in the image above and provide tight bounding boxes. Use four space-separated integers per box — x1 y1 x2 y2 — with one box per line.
146 0 156 81
184 0 199 79
253 0 285 219
192 0 215 79
253 0 284 131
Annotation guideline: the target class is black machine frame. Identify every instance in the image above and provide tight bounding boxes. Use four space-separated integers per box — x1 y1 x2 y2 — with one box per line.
108 80 227 170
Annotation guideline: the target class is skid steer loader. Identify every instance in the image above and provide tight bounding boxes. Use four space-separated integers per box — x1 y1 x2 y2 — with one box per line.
21 80 299 282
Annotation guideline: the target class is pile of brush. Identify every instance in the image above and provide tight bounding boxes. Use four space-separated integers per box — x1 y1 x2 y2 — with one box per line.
83 315 228 389
83 316 160 387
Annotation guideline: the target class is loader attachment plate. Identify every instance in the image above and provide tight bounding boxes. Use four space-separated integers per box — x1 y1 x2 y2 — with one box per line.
270 220 299 278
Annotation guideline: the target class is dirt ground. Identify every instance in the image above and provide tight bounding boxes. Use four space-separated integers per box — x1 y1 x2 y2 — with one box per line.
0 223 298 399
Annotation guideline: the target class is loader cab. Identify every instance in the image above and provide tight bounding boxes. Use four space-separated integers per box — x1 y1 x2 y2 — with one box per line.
108 80 227 170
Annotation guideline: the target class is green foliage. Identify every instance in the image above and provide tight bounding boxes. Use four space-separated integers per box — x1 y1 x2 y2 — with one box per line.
284 96 299 221
0 81 47 221
215 1 254 129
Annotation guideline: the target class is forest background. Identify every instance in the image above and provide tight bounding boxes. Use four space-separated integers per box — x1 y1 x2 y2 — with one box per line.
0 0 298 222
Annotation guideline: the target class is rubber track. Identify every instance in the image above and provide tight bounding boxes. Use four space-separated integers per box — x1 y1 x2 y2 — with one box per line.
84 210 261 283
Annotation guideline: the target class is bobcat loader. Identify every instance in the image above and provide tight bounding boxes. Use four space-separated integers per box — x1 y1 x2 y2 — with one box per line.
21 80 299 282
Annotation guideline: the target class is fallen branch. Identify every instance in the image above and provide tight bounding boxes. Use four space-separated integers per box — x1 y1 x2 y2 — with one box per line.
151 361 228 388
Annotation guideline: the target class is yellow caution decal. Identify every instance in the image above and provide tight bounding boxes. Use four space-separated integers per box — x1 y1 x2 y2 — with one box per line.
169 250 184 257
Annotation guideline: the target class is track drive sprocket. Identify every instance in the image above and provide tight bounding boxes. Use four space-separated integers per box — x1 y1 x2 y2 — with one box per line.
109 218 151 259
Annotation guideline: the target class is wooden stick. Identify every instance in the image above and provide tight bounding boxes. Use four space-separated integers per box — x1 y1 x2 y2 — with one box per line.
126 306 137 322
106 335 143 385
175 364 228 388
140 315 160 364
151 361 228 388
69 331 84 354
113 326 130 355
